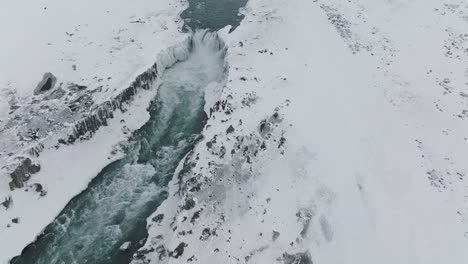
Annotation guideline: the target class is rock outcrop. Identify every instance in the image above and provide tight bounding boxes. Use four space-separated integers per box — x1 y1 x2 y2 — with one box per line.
33 73 57 95
4 35 193 190
8 158 41 190
68 63 158 143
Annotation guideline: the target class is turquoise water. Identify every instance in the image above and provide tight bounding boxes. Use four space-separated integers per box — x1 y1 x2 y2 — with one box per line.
181 0 248 31
10 31 226 264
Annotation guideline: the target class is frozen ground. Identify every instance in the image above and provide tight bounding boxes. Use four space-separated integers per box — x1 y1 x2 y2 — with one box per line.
135 0 468 263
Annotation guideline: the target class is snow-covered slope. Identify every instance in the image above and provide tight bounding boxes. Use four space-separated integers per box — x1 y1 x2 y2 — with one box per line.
134 0 468 263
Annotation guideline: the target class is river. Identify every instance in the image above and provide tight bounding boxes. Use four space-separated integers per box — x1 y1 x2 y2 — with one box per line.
11 30 227 264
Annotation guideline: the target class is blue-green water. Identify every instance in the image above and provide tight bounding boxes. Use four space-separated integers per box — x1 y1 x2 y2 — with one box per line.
181 0 248 31
10 31 226 264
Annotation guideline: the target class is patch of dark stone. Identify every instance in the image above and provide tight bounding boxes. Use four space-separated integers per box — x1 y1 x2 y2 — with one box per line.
29 183 47 196
188 180 202 193
199 227 211 241
280 251 313 264
182 197 196 211
176 149 199 193
209 100 231 118
1 196 12 209
27 143 44 158
155 245 166 260
33 72 57 95
168 242 187 258
190 208 203 224
183 229 194 236
272 230 280 241
206 135 217 149
278 136 286 149
8 157 41 190
133 246 156 261
226 125 235 134
152 213 164 224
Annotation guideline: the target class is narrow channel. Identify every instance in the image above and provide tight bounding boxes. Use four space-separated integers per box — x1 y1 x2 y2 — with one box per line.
10 30 226 264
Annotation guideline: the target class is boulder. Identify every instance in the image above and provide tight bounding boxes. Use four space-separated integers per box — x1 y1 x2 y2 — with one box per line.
8 158 41 190
34 72 57 95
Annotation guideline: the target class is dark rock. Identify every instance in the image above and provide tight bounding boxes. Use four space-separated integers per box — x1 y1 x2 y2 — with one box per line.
8 158 41 190
272 231 280 241
169 242 187 258
206 141 213 149
200 227 211 241
31 183 47 196
278 137 286 148
34 72 57 95
181 198 195 211
152 214 164 224
134 246 156 260
1 196 12 209
12 218 19 224
226 125 235 134
281 251 313 264
155 245 166 260
190 209 202 224
189 182 202 193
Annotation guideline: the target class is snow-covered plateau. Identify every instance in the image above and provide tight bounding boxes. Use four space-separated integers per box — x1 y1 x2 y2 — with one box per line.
2 0 468 263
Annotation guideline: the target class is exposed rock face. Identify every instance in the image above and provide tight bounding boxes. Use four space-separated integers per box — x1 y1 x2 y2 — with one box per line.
281 252 313 264
33 73 57 95
5 59 160 190
8 158 41 190
2 34 194 193
68 62 158 143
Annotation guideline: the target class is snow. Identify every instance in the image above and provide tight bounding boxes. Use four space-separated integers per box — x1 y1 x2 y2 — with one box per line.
136 0 468 263
120 241 132 251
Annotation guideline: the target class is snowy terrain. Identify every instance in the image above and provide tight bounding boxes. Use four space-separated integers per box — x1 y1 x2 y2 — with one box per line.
134 0 468 263
2 0 468 263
